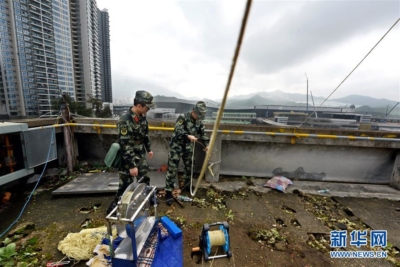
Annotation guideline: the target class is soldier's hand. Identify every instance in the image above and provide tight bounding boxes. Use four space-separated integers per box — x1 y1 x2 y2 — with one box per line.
188 135 198 142
130 167 138 177
204 146 209 152
148 151 154 159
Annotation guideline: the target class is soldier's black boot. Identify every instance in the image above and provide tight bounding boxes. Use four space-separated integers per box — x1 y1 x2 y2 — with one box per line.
166 191 173 206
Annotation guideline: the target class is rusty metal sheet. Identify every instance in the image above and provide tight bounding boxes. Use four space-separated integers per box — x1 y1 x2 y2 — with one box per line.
52 171 167 195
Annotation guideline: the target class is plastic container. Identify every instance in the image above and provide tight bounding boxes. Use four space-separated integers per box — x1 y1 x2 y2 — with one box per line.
177 195 192 202
317 189 329 194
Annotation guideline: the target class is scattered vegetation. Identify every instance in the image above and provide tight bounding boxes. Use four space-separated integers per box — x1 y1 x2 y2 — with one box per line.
174 216 186 228
225 209 234 222
0 224 52 267
248 227 287 251
0 239 17 267
295 192 400 266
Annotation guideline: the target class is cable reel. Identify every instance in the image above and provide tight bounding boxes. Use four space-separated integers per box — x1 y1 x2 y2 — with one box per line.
199 221 232 261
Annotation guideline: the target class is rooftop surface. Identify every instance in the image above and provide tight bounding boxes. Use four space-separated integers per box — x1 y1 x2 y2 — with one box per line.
1 170 399 266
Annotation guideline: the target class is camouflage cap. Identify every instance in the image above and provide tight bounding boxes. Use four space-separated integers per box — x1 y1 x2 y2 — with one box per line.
134 90 156 109
193 101 207 120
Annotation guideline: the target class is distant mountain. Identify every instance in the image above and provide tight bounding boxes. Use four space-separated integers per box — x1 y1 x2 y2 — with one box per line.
187 96 201 100
202 98 220 106
225 94 298 107
218 91 400 108
113 92 186 105
153 95 180 101
355 105 400 117
218 90 326 103
331 95 398 108
144 94 400 117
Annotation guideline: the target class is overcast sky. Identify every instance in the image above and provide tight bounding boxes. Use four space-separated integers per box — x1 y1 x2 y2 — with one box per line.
96 0 400 102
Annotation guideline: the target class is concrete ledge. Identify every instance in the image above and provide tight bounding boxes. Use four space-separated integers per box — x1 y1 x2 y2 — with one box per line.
207 179 400 201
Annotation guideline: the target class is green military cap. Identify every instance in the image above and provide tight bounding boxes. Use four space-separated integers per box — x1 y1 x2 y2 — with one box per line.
135 90 156 108
193 101 207 120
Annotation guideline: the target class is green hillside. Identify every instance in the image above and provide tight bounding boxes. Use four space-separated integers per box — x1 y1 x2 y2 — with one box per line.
225 94 297 107
355 105 400 117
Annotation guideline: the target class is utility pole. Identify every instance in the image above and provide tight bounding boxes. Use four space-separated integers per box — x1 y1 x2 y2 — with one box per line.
305 73 308 113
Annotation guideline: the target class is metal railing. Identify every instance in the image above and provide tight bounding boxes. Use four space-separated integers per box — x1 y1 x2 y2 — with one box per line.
24 122 400 142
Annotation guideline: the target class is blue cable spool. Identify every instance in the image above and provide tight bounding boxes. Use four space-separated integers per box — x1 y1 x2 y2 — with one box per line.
201 221 232 261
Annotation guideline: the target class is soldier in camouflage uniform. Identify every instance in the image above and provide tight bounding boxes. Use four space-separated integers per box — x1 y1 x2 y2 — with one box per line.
107 90 156 214
165 101 209 205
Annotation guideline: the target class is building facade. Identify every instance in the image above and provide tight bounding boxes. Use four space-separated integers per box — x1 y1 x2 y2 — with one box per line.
0 0 111 117
98 8 112 103
83 0 100 100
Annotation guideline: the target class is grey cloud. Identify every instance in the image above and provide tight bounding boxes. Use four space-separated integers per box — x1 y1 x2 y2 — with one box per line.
177 1 240 61
241 1 399 73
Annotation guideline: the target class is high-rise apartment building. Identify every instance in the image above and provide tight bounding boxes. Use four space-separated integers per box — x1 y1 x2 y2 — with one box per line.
52 0 75 104
0 0 111 117
98 8 112 103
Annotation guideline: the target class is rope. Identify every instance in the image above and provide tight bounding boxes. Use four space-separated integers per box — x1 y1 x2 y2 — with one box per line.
57 226 112 261
209 247 219 267
180 140 203 195
189 141 195 195
297 18 400 128
179 140 221 194
192 0 253 197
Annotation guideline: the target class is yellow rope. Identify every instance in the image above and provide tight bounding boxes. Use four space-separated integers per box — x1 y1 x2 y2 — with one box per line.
192 0 253 196
58 226 115 261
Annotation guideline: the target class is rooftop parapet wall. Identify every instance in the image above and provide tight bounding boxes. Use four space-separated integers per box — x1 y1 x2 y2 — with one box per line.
10 117 400 188
51 118 400 149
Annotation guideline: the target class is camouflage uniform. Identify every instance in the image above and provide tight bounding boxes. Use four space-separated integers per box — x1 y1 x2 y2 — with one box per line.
165 101 209 192
115 90 155 199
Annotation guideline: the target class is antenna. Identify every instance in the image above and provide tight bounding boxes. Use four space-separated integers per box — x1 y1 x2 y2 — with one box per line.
305 73 308 113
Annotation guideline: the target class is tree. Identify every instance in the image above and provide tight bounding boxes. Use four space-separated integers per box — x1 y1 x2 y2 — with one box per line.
86 94 114 118
86 94 103 117
51 93 113 118
75 102 93 117
98 106 113 118
51 94 93 117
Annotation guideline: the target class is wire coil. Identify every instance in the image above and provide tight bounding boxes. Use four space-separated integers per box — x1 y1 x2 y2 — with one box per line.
208 230 226 246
